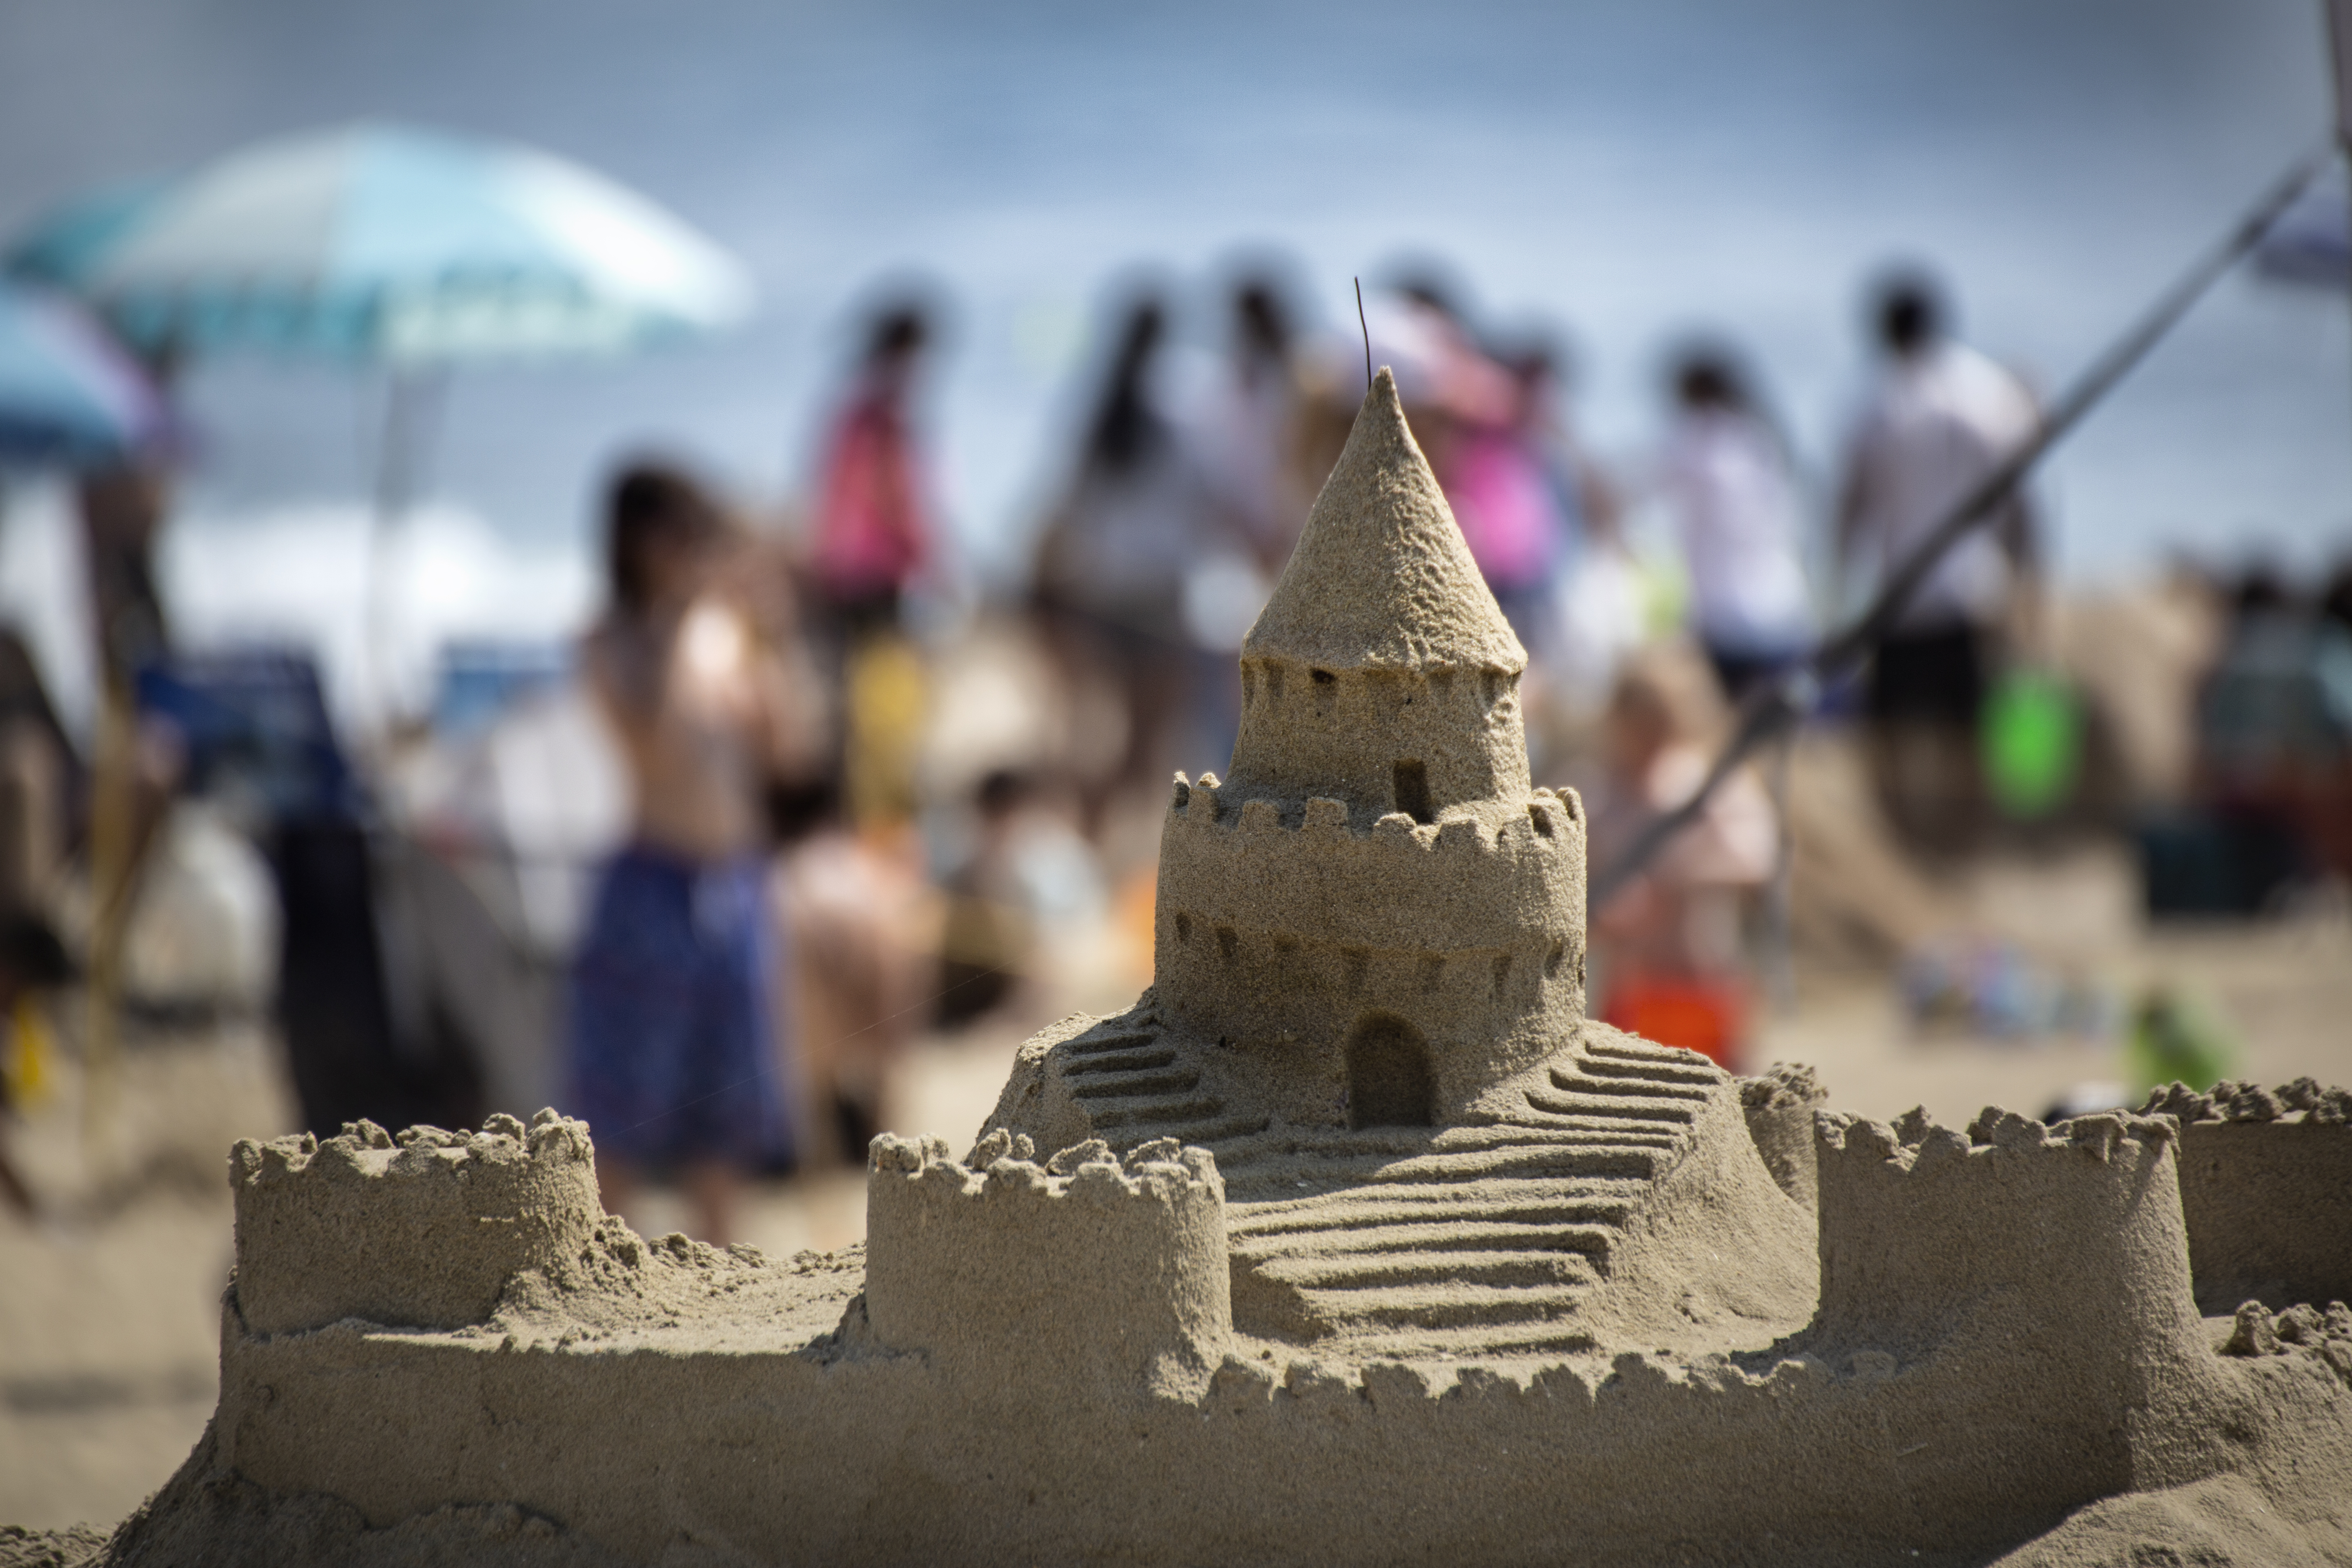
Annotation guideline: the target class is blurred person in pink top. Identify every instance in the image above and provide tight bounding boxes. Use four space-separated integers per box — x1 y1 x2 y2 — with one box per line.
1385 280 1579 659
811 303 935 633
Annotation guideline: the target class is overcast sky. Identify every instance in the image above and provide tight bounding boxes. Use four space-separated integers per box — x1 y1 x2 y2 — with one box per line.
3 0 2346 600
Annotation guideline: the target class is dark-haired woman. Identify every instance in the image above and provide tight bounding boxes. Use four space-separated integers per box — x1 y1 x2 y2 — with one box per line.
1031 297 1218 836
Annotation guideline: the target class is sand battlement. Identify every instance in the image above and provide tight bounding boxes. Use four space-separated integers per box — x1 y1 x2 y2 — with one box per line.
1171 774 1580 850
865 1127 1224 1203
1158 776 1582 989
229 1109 601 1336
1221 662 1532 825
2143 1077 2352 1124
1737 1062 1830 1208
1818 1103 2178 1174
2140 1080 2352 1313
1813 1105 2205 1375
861 1131 1232 1398
1155 769 1586 1085
230 1109 595 1185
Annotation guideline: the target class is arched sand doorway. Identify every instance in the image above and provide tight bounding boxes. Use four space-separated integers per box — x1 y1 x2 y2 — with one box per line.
1346 1013 1434 1129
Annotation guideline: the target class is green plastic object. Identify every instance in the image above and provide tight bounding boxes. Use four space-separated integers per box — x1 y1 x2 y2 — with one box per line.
2125 989 2234 1098
1982 669 2082 820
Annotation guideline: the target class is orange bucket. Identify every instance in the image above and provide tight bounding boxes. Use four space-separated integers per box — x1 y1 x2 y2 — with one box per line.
1599 975 1748 1071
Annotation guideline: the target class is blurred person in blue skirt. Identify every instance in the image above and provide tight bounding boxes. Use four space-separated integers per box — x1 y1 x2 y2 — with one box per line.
567 462 823 1243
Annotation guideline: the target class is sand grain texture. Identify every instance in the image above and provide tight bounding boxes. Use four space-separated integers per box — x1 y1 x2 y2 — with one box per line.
24 371 2352 1566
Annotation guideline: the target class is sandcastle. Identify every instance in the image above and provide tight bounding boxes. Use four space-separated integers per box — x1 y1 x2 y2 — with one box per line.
48 372 2352 1567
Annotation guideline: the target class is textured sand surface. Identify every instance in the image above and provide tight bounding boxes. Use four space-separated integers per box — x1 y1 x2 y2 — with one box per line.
7 374 2350 1565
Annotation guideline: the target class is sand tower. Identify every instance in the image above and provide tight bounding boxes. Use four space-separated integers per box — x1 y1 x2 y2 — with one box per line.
984 370 1815 1356
1154 367 1584 1128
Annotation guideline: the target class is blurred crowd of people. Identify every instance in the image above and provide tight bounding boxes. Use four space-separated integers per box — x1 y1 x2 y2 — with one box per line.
3 259 2349 1240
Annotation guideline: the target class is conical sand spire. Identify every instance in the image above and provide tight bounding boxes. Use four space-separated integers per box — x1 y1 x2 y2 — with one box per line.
1243 366 1525 673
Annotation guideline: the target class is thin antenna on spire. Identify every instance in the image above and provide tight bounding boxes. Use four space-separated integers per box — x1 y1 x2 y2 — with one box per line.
1354 277 1370 390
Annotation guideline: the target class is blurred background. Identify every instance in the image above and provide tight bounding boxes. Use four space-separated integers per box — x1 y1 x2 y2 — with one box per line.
3 0 2350 1534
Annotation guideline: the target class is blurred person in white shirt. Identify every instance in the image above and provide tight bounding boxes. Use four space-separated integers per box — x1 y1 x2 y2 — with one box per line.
1835 272 2042 850
1659 347 1815 700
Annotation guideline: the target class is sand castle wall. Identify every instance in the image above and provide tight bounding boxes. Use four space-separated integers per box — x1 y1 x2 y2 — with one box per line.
1810 1106 2223 1514
96 1096 2348 1568
229 1111 601 1335
2145 1079 2352 1314
860 1131 1230 1399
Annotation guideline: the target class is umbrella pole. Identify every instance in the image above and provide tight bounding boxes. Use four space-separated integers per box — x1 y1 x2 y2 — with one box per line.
82 674 136 1164
365 370 439 736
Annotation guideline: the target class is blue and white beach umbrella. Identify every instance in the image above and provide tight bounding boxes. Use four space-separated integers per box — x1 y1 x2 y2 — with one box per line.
12 122 754 363
5 122 755 724
0 281 164 466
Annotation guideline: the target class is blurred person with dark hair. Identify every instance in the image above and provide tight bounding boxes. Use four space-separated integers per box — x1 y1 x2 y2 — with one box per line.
1507 338 1616 548
567 461 820 1243
2322 556 2352 641
1032 295 1218 837
933 768 1038 1031
1835 270 2041 851
804 300 938 834
1196 276 1312 575
2180 558 2352 898
1505 339 1637 731
78 463 172 688
932 765 1106 1031
0 629 74 921
809 302 935 632
1660 346 1814 699
1178 275 1314 771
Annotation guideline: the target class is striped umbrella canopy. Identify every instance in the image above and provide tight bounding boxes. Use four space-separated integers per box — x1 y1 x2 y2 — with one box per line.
8 122 754 363
0 280 166 466
4 180 169 297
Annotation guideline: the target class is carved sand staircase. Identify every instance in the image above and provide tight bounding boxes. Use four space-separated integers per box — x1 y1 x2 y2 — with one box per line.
1055 1022 1272 1150
1049 1021 1724 1359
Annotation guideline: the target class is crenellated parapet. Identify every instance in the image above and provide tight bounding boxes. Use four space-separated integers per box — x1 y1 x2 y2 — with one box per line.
1158 772 1583 953
1812 1106 2205 1362
2141 1078 2352 1313
229 1109 602 1335
1152 771 1586 1110
861 1131 1231 1399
